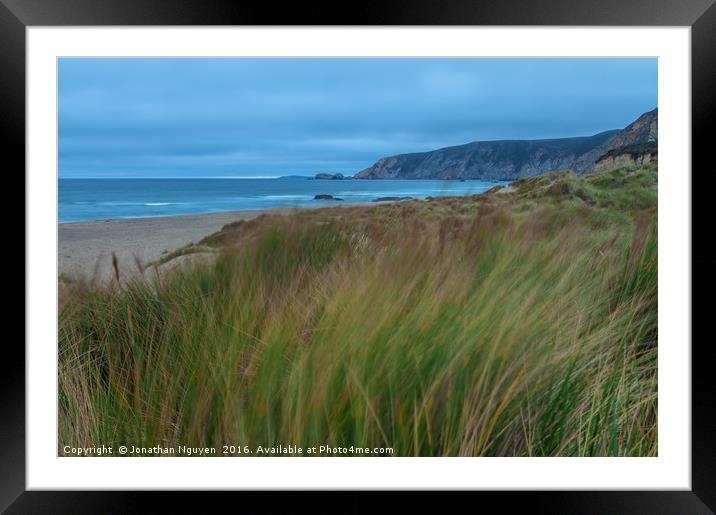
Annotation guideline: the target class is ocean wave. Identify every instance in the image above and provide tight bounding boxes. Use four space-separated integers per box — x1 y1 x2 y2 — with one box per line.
94 201 185 207
262 195 308 200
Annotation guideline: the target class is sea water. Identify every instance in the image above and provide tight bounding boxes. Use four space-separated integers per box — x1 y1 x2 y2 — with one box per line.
58 178 507 223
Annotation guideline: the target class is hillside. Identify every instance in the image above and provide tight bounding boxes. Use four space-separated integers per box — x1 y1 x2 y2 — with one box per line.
355 109 658 180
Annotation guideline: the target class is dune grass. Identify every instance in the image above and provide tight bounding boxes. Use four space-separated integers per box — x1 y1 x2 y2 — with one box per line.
58 165 658 456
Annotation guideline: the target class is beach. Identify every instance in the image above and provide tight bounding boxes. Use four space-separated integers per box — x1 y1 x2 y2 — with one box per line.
59 209 266 282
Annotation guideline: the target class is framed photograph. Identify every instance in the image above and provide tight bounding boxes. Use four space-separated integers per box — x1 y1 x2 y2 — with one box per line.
4 0 714 511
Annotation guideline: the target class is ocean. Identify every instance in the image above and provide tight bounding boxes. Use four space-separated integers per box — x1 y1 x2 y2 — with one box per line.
58 178 507 224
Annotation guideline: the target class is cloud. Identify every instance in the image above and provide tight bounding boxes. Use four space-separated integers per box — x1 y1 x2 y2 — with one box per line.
59 58 657 178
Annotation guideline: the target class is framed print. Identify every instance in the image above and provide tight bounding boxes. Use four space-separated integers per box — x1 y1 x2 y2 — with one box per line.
3 0 715 512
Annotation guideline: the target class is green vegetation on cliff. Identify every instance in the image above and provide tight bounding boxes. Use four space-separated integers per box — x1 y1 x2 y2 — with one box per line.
59 164 657 456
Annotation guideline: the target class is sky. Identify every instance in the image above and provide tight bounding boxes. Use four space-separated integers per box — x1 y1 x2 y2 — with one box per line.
58 58 657 178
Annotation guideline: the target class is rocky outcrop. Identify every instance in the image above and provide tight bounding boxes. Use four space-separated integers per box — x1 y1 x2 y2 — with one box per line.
314 194 344 201
315 173 347 180
593 142 658 172
354 109 657 181
603 109 658 149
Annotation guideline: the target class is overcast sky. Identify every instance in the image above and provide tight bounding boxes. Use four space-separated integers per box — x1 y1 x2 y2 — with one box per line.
58 58 657 178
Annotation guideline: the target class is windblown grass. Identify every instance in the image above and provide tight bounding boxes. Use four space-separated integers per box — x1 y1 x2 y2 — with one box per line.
59 165 658 456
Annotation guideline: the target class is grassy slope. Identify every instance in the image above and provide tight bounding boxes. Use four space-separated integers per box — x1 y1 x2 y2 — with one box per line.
59 165 658 456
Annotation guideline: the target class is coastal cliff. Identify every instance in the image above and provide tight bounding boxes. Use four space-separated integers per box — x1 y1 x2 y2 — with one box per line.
355 109 658 180
593 142 658 172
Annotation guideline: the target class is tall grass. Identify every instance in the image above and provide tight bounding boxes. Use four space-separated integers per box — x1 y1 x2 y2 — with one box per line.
58 166 658 456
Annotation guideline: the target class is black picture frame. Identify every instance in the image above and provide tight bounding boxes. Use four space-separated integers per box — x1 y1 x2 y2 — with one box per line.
2 1 714 512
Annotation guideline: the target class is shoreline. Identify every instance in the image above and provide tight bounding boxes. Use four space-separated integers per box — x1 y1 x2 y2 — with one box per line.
58 207 278 226
58 207 297 282
57 192 495 282
58 201 346 226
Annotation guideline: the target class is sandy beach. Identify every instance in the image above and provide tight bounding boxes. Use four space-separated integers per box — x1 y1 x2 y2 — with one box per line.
59 209 268 282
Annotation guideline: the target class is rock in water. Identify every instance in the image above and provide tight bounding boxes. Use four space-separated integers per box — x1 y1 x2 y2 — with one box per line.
314 173 346 180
